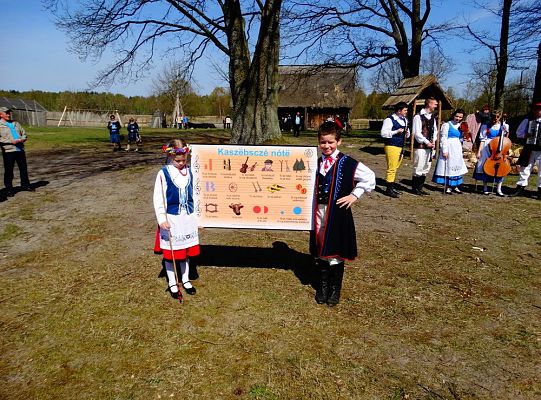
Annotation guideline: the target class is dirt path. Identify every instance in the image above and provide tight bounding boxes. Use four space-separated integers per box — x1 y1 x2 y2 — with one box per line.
1 132 539 399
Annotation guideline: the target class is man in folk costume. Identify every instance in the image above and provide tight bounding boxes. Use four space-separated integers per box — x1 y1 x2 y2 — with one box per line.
380 101 410 198
411 97 438 195
310 122 375 307
465 104 491 151
510 102 541 200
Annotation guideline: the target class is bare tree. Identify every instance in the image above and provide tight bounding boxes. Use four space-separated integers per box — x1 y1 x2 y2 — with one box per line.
463 0 540 109
369 60 403 93
44 0 282 144
283 0 449 79
368 47 453 96
420 48 455 84
151 61 193 117
534 42 541 103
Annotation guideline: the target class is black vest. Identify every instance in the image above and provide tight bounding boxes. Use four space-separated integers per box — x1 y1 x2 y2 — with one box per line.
383 115 407 147
310 154 359 260
414 113 437 149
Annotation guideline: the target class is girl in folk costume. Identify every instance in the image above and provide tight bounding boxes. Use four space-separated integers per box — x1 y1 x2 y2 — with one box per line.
432 109 469 193
473 110 510 196
153 139 200 299
310 122 376 307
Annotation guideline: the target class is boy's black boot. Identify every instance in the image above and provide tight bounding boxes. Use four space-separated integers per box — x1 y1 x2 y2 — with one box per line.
327 262 344 307
386 181 399 198
418 175 430 195
412 176 422 195
509 185 525 197
314 260 330 304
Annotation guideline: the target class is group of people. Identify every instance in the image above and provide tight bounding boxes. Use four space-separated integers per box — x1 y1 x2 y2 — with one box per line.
107 114 142 152
175 115 190 129
153 122 376 306
380 98 541 200
280 112 304 137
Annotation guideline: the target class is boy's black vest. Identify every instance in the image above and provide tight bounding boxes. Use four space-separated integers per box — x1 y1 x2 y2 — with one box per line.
414 113 437 149
310 154 358 260
384 115 407 148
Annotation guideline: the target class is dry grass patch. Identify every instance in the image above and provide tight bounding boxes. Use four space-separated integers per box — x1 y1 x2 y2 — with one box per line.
1 132 540 399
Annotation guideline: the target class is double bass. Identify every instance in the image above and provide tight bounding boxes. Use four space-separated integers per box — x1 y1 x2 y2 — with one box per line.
483 122 512 178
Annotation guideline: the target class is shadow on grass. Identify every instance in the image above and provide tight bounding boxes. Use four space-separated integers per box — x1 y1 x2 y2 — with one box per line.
159 241 316 286
197 241 316 285
0 180 49 203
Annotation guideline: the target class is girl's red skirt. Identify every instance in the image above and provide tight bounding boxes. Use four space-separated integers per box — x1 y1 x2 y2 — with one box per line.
153 227 200 260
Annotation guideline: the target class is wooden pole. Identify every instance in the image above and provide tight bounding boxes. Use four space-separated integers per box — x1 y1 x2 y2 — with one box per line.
435 100 443 160
58 105 67 127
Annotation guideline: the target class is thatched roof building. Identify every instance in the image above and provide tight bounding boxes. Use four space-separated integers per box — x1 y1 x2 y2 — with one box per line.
381 74 453 110
278 65 356 130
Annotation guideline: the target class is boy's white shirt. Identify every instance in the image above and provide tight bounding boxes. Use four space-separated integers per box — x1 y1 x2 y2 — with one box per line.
320 149 376 198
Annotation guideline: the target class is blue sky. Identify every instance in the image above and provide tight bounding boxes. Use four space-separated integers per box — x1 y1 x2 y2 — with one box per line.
0 0 526 98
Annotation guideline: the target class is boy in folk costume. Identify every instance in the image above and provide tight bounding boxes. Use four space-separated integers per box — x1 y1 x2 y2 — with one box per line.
153 139 200 299
411 97 438 195
380 101 410 198
510 102 541 200
310 122 376 307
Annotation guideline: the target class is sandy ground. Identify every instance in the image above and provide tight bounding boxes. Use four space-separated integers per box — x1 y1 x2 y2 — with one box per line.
0 132 540 399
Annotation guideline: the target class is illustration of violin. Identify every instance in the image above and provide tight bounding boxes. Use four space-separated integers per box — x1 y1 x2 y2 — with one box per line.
240 157 249 173
250 162 258 171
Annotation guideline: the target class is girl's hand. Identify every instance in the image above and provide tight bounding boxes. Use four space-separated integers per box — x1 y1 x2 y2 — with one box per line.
159 221 171 230
443 152 448 159
336 194 357 209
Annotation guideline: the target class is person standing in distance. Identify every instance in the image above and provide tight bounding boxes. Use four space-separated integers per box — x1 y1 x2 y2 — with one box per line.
0 107 34 197
411 97 438 195
380 102 410 198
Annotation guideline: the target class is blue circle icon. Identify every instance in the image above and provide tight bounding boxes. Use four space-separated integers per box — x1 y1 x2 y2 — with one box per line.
293 206 302 215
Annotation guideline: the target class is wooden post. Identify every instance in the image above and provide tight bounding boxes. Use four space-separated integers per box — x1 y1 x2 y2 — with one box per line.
58 105 67 127
67 109 74 126
435 100 443 160
115 109 122 125
410 99 425 159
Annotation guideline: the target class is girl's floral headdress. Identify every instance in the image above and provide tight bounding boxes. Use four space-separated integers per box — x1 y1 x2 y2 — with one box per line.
162 145 190 155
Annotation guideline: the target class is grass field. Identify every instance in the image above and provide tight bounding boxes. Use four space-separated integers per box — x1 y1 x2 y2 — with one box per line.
0 127 539 399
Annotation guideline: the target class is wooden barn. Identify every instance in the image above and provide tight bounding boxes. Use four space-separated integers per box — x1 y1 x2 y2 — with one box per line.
0 97 48 126
278 65 356 130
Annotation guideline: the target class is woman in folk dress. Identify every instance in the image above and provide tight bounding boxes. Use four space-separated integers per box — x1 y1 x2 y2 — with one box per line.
432 109 469 193
473 110 509 196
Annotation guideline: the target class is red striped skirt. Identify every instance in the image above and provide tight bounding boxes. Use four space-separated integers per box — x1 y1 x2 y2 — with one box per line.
153 227 200 260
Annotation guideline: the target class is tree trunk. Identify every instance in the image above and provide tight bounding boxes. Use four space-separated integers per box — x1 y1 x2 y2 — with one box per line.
494 0 512 110
533 41 541 103
225 0 282 144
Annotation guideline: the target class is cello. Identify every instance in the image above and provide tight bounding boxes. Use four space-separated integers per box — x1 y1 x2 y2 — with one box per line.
483 121 512 178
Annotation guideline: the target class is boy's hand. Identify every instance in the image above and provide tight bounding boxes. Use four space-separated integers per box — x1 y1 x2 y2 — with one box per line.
336 194 357 209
